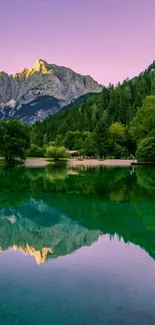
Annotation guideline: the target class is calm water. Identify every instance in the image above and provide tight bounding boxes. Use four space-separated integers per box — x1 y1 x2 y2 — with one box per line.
0 164 155 324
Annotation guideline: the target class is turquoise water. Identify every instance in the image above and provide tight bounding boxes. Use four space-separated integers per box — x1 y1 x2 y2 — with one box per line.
0 164 155 324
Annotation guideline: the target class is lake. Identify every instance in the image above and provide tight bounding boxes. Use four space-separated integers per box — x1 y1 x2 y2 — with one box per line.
0 163 155 324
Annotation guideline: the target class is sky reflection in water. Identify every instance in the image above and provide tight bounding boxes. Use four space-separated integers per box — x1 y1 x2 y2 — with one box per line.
0 164 155 324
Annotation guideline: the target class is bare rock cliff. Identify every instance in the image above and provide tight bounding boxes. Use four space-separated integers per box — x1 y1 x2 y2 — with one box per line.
0 59 103 123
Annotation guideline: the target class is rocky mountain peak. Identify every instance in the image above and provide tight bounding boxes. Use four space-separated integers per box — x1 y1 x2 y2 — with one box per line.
12 244 53 264
0 59 103 123
33 59 49 73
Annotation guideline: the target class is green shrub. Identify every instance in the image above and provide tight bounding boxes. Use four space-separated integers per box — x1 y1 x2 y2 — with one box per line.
0 118 30 166
136 137 155 162
45 146 69 160
27 144 44 157
111 143 129 159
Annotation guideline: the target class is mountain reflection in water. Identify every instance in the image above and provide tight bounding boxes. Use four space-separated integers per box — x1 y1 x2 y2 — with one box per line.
0 164 155 263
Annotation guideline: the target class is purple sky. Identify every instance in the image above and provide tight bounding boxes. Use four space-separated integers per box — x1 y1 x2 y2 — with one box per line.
0 0 155 85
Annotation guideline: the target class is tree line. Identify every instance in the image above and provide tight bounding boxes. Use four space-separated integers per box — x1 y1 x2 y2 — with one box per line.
1 61 155 165
30 61 155 161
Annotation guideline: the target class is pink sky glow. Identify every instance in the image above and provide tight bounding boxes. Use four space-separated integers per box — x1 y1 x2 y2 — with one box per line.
0 0 155 85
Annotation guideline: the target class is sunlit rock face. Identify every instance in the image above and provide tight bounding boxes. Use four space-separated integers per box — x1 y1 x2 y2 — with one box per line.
0 203 101 264
11 245 53 265
0 59 103 123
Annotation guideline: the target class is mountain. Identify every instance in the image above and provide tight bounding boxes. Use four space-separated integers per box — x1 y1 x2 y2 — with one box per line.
31 60 155 147
0 59 103 123
0 166 155 263
0 204 101 264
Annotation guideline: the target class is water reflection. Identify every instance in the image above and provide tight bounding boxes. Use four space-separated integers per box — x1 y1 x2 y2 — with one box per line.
0 204 101 264
0 164 155 264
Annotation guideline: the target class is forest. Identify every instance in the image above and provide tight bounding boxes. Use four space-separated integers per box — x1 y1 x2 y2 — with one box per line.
1 62 155 165
29 61 155 161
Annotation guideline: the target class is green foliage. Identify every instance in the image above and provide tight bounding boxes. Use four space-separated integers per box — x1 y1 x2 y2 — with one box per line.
45 146 69 160
109 143 129 159
136 137 155 162
32 65 154 147
63 131 83 150
55 134 64 147
0 118 30 166
108 122 126 143
94 116 108 158
27 144 44 157
46 141 56 147
130 96 155 143
80 133 96 157
30 62 155 159
107 122 129 158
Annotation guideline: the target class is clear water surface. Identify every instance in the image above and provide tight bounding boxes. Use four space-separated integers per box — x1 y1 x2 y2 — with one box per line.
0 163 155 324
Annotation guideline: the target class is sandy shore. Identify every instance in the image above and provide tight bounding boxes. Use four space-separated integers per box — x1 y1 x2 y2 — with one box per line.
25 158 52 167
68 159 133 167
25 158 133 167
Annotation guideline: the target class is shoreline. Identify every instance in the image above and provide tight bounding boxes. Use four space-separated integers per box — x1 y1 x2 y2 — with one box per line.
25 158 133 167
68 158 133 167
25 158 53 167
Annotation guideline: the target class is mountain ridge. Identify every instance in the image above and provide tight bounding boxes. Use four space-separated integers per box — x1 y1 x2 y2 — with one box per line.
0 59 103 123
31 60 155 147
0 204 101 264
